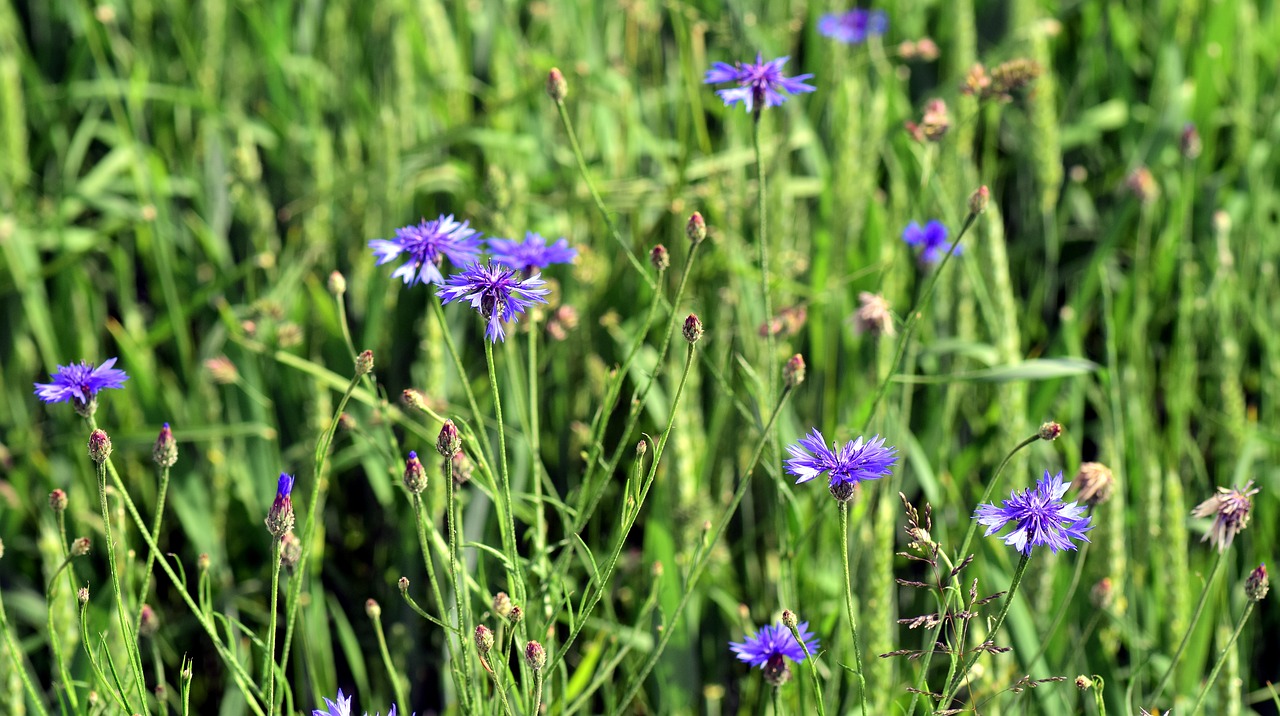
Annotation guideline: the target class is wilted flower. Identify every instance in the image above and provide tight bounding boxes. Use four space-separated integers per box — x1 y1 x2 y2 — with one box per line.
853 292 895 337
988 58 1043 98
1191 481 1258 552
438 262 550 343
34 358 128 408
729 621 820 673
703 53 815 112
783 354 806 388
265 473 296 538
817 8 887 45
1125 167 1159 204
902 219 957 263
488 232 577 273
1071 462 1114 507
974 470 1093 555
905 99 949 142
369 215 484 287
205 356 238 384
785 430 897 492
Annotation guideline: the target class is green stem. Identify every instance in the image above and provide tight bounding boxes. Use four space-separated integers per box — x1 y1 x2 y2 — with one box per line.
860 211 978 435
1150 549 1225 703
413 493 467 706
752 111 776 406
371 606 409 714
46 532 80 712
838 502 869 716
789 622 826 716
0 586 53 716
552 98 656 292
773 685 785 716
1191 600 1255 714
1026 540 1091 670
940 552 1033 708
445 454 475 707
136 461 172 631
610 384 795 716
94 456 149 715
430 299 497 476
485 340 526 604
264 540 282 715
532 668 544 716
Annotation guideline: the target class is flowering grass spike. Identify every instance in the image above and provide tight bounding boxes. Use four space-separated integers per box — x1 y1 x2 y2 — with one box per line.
34 358 128 405
902 220 957 263
785 429 897 489
818 8 888 44
369 215 483 286
438 261 550 342
488 232 576 272
703 53 815 112
974 470 1093 555
730 621 820 668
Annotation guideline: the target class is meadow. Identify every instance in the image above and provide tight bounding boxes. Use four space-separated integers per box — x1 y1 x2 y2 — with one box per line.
2 0 1279 714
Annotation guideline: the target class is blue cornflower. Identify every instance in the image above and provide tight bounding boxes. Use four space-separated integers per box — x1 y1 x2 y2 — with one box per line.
730 621 819 669
438 261 551 343
488 232 577 273
785 429 898 490
818 8 888 44
369 215 484 286
703 53 815 112
974 470 1094 555
313 689 352 716
265 473 296 538
34 358 129 405
902 220 957 263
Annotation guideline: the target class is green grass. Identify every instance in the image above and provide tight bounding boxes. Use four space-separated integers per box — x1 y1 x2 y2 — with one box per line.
2 0 1279 714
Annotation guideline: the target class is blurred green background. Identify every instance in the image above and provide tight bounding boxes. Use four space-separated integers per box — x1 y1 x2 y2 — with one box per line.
2 0 1279 713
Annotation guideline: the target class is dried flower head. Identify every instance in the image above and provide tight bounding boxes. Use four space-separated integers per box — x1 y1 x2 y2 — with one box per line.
438 261 550 343
34 358 129 409
905 99 950 142
853 292 896 337
488 232 577 273
703 53 815 112
786 430 897 493
1071 462 1115 507
1191 481 1259 552
783 354 806 388
265 473 296 538
988 58 1043 98
71 536 91 557
974 470 1093 555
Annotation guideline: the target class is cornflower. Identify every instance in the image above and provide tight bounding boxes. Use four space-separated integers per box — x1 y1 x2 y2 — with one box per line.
785 430 897 492
487 231 576 272
369 215 483 286
818 8 887 44
439 261 550 342
704 53 815 112
730 621 820 686
974 470 1093 555
902 220 957 263
34 358 128 406
1191 481 1258 552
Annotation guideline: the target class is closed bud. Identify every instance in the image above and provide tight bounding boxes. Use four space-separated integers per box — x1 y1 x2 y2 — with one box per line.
509 605 524 624
403 452 428 494
1246 563 1269 602
448 452 473 485
280 532 302 573
635 440 647 457
493 591 513 618
475 625 495 655
1090 578 1113 609
265 473 296 538
686 212 706 244
355 349 375 377
328 270 347 295
780 609 798 629
649 244 670 272
524 641 547 671
153 422 178 468
682 314 704 344
546 68 568 102
783 354 806 388
1038 422 1063 441
78 587 89 605
198 553 211 571
968 185 990 215
365 599 381 619
436 420 461 458
88 429 112 464
398 576 410 595
71 536 91 557
1075 675 1093 690
139 604 159 636
1180 123 1202 160
402 388 429 413
49 489 68 512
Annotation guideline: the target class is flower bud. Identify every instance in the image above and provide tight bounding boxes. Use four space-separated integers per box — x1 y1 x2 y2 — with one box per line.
968 185 990 215
682 314 703 344
88 429 112 464
1246 563 1269 602
365 599 381 619
524 641 547 671
1180 123 1202 160
71 536 91 557
475 625 495 655
783 354 806 388
649 244 670 272
139 604 159 636
436 420 461 459
780 609 797 629
509 605 524 624
355 349 375 377
1038 422 1063 441
328 270 347 295
398 576 410 595
153 422 178 468
686 211 706 244
546 68 568 102
265 473 296 538
78 587 90 605
198 553 211 572
402 388 429 413
49 489 68 512
403 452 428 494
1075 675 1093 690
493 592 513 618
635 440 647 458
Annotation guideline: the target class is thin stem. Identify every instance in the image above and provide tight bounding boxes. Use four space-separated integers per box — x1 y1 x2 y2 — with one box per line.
136 462 172 631
371 607 409 713
45 555 79 711
1191 600 1255 714
773 685 785 716
0 586 53 716
552 98 656 292
1150 549 1226 703
1026 540 1091 670
413 493 466 705
264 540 282 716
430 299 497 475
860 211 978 435
610 384 795 716
789 623 826 716
752 112 776 407
940 552 1033 708
445 455 475 707
838 501 869 716
532 669 545 716
528 314 548 571
485 339 526 604
94 457 149 715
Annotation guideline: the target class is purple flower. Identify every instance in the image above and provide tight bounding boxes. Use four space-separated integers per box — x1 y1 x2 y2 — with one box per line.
974 470 1093 555
1191 481 1259 552
488 232 577 272
703 53 816 112
785 429 898 489
314 690 352 716
438 262 551 343
902 220 957 263
34 358 129 405
818 9 888 44
266 473 296 538
369 215 484 286
730 621 819 668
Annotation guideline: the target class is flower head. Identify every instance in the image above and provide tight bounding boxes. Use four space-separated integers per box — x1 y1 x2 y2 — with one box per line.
785 429 897 491
369 215 483 286
853 292 895 337
902 220 957 263
1191 481 1258 552
974 470 1093 555
313 689 353 716
34 358 129 406
487 232 576 272
438 262 550 342
265 473 296 538
703 53 815 112
729 621 819 670
818 9 888 44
